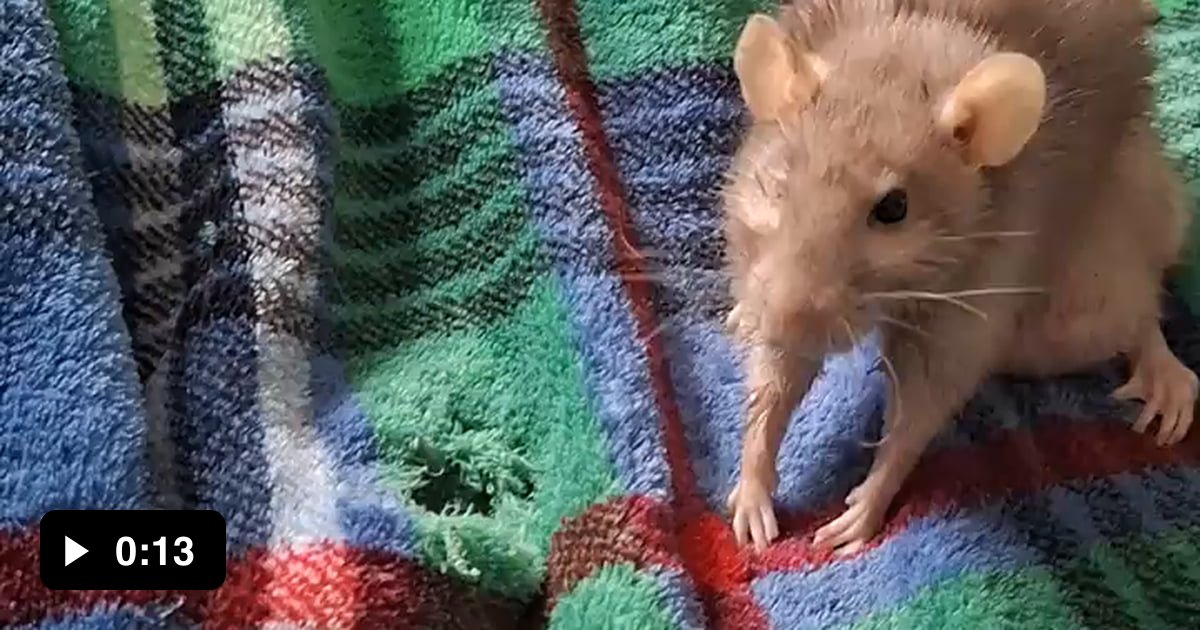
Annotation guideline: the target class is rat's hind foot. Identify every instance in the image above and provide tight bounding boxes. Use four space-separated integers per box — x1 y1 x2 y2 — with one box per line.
1112 328 1198 446
727 473 779 551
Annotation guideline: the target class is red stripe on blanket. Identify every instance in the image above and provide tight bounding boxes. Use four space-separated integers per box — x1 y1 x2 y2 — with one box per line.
678 511 768 630
0 532 518 628
754 418 1200 573
543 495 681 607
533 2 766 626
534 0 698 506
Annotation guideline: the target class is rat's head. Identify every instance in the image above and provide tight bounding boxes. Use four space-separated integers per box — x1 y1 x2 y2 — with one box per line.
727 12 1046 349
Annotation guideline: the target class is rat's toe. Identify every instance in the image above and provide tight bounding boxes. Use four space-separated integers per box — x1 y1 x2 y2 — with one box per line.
834 539 866 557
732 510 750 547
1155 406 1180 446
749 512 769 550
813 507 859 548
1168 401 1194 445
1132 403 1157 434
760 504 779 542
1111 377 1144 401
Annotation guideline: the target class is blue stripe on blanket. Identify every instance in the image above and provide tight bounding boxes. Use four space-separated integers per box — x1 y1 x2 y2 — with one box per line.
0 0 151 525
495 51 673 498
171 317 271 550
311 354 419 556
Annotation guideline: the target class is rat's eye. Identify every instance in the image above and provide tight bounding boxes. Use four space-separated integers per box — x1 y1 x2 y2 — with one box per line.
869 188 908 225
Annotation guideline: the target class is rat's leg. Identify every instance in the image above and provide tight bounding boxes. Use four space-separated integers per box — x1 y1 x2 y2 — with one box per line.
813 315 1003 555
1113 322 1198 446
811 366 945 555
728 343 819 551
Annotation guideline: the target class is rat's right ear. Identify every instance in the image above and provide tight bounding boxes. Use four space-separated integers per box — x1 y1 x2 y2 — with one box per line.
938 52 1046 167
734 15 824 121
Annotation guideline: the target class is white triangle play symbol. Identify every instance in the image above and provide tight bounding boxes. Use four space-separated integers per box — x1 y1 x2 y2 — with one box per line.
64 536 88 567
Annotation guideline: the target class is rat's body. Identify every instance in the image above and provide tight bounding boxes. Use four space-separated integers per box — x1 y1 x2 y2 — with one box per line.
724 0 1197 553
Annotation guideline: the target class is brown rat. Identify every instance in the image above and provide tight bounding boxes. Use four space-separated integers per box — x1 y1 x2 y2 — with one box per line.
723 0 1198 554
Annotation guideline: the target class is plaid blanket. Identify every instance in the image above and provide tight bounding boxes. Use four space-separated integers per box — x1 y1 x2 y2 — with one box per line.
3 0 1200 627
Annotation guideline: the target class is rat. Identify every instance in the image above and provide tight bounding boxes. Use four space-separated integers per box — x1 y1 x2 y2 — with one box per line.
721 0 1198 554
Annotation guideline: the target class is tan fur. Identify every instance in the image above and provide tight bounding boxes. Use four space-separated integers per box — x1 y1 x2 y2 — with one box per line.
724 0 1197 552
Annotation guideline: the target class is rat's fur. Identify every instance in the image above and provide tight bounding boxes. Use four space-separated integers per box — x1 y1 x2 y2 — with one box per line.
724 0 1197 553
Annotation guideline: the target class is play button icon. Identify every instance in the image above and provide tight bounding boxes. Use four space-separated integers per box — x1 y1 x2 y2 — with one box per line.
64 536 88 567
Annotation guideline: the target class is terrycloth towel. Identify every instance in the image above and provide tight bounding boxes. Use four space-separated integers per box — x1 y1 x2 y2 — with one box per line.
2 0 1200 627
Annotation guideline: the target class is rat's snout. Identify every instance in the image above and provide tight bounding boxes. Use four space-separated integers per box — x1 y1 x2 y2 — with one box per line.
751 233 856 348
760 282 850 348
784 286 845 325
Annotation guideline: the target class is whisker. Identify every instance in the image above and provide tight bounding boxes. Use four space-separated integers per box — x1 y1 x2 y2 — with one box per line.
915 255 959 267
839 316 860 349
863 286 1044 321
840 321 867 397
875 350 903 444
614 246 673 263
619 269 732 284
844 317 898 448
942 287 1047 298
875 314 931 339
637 311 687 344
861 290 990 320
935 230 1037 242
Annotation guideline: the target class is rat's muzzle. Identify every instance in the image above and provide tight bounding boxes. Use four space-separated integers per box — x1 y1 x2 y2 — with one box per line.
759 285 851 351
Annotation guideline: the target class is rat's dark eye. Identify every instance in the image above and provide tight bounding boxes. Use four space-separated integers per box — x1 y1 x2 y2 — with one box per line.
870 188 908 225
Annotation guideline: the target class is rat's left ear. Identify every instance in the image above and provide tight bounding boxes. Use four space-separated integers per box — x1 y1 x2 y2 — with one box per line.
734 14 825 122
938 52 1046 167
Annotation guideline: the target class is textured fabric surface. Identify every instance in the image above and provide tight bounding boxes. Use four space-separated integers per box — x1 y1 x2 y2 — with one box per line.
2 0 1200 627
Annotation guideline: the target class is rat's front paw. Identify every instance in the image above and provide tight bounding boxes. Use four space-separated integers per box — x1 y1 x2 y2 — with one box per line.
726 476 779 551
813 478 893 556
1113 351 1199 447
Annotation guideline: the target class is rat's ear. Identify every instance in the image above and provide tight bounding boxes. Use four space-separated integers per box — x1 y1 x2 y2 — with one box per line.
938 52 1046 167
734 14 824 121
